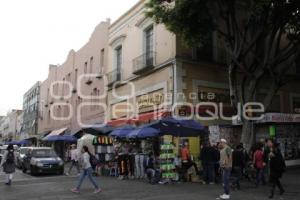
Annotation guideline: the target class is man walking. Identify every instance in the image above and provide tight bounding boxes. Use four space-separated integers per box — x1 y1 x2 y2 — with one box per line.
66 144 80 176
219 139 232 200
200 142 216 184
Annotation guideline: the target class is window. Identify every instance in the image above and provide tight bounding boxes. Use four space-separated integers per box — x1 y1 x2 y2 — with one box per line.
74 69 78 88
292 96 300 113
100 49 105 73
84 62 88 74
90 57 93 73
115 46 122 77
296 56 300 74
144 26 154 55
62 78 65 96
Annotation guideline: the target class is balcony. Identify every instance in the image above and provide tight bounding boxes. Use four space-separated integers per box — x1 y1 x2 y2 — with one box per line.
107 69 121 86
132 51 156 75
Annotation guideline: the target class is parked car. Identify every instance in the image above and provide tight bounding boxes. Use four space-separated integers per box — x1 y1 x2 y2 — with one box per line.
0 146 6 163
22 147 64 175
17 147 31 169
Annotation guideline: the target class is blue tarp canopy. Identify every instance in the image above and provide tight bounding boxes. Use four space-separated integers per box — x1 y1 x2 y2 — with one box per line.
148 117 207 137
81 124 114 136
42 135 77 142
8 139 30 145
109 125 135 138
127 127 160 139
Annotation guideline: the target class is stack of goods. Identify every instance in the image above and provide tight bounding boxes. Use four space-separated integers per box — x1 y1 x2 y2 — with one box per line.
160 144 177 180
92 136 115 176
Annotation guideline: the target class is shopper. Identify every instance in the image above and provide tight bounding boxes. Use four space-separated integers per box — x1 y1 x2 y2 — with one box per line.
181 142 199 176
71 146 101 194
218 139 232 200
253 143 265 187
232 144 245 190
268 142 286 199
66 144 80 176
200 142 216 184
0 144 18 185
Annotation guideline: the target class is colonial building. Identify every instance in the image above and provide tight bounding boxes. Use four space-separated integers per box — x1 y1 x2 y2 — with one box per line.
22 81 41 141
0 110 23 142
38 19 110 137
36 0 300 164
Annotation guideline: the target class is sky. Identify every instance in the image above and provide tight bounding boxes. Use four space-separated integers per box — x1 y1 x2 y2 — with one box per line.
0 0 139 116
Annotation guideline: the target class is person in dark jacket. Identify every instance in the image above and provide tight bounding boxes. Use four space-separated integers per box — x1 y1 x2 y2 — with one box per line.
200 142 217 184
232 144 245 190
0 144 18 185
268 142 286 199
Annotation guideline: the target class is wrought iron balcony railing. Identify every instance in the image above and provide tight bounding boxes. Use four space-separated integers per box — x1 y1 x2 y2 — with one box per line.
132 51 156 75
106 69 121 86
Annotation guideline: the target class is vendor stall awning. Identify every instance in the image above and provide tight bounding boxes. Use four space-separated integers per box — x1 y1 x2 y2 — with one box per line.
44 127 68 139
108 111 170 127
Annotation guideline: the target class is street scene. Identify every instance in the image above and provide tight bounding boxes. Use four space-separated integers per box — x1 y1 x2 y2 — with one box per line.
0 167 299 200
0 0 300 199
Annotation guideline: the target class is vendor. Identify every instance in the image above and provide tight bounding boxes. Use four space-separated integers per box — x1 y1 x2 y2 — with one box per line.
180 142 199 175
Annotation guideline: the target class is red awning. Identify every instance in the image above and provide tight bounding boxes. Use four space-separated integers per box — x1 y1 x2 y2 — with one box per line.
108 111 170 127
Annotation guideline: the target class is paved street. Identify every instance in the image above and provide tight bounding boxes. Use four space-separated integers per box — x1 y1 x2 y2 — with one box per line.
0 169 299 200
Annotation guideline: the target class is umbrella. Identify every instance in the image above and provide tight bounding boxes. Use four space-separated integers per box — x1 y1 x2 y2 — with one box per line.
149 117 207 137
109 125 134 138
82 124 114 136
127 127 160 139
42 135 77 142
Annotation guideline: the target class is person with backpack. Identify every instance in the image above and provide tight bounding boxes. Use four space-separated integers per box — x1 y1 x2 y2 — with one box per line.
0 144 18 185
71 146 101 194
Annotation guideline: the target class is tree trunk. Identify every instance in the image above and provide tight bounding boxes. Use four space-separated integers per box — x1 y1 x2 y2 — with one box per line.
241 120 254 151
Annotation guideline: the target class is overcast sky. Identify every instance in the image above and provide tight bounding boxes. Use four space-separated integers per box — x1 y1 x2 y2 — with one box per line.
0 0 139 116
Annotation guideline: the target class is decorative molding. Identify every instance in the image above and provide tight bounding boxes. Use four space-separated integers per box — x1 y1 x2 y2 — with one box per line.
109 34 127 47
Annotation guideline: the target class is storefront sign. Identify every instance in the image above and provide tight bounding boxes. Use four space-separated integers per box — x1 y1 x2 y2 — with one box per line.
111 101 133 119
198 86 231 104
137 90 164 113
258 113 300 123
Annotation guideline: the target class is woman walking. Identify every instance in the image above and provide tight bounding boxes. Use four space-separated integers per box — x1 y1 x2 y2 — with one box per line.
71 146 101 194
0 144 17 185
268 142 285 199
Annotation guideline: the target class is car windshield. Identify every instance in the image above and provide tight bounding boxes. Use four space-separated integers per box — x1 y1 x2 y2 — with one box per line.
32 149 57 158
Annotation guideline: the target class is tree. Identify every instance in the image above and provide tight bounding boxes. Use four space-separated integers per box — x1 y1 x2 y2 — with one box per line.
146 0 300 148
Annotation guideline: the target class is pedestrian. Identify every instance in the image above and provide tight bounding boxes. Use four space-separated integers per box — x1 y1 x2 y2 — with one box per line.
0 144 18 185
66 144 80 176
218 139 232 200
268 141 286 199
262 139 271 184
253 143 264 187
213 143 221 183
71 146 102 194
200 142 216 184
232 144 245 190
181 142 199 176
